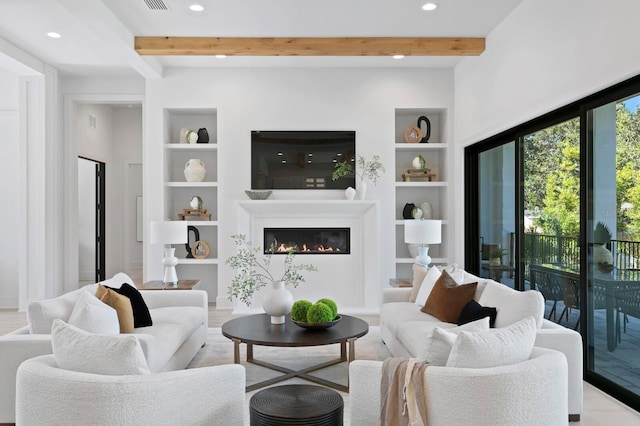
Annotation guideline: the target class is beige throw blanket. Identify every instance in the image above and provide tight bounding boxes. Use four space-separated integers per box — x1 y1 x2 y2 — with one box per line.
381 358 429 426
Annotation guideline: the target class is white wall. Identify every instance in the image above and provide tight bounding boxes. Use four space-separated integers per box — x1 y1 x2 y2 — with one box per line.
145 68 454 307
0 68 20 307
453 0 640 262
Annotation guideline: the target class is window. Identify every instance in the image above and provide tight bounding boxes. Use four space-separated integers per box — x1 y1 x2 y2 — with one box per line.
465 75 640 410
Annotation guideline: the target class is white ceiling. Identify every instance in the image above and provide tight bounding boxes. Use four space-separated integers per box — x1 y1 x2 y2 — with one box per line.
0 0 524 77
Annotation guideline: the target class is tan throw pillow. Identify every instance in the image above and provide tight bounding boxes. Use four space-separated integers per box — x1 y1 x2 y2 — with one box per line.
96 284 134 333
409 263 429 302
422 270 478 323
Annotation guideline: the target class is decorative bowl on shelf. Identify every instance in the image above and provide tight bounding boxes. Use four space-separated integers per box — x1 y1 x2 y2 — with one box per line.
244 190 273 200
292 315 342 330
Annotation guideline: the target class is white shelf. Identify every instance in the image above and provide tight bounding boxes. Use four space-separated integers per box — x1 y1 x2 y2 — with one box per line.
185 220 218 226
165 182 218 188
394 143 446 150
396 257 448 264
395 182 448 188
177 258 219 265
166 144 218 151
395 220 448 226
394 108 449 271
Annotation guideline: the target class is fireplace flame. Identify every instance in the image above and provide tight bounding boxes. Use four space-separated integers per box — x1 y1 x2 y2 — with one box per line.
274 242 342 254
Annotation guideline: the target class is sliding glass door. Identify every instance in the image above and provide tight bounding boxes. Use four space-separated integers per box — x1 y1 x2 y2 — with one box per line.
477 142 516 287
465 75 640 409
587 94 640 393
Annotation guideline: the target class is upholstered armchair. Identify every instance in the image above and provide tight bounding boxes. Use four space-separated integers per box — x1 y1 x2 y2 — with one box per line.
16 355 246 426
349 347 568 426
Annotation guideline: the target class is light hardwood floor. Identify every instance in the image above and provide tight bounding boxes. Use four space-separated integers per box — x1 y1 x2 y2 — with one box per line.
1 306 639 425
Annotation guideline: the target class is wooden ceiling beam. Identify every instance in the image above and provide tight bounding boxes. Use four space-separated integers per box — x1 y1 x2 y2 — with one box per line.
134 37 485 56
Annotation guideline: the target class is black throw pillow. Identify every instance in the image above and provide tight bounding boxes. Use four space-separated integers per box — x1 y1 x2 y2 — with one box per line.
107 283 153 328
457 299 497 327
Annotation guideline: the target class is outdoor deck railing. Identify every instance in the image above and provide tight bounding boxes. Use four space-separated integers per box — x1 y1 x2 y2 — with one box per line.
523 234 640 275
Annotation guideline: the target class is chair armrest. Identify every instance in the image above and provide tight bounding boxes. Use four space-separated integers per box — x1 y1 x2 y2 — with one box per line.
141 289 208 328
535 321 583 418
382 288 412 304
349 360 383 426
0 332 53 423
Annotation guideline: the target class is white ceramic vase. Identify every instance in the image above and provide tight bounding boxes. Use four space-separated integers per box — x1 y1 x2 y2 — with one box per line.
184 159 206 182
262 280 294 325
420 202 433 219
345 186 356 200
356 180 367 200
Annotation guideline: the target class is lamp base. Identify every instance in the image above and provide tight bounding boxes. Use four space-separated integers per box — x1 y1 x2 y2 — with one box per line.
162 247 179 288
414 246 432 267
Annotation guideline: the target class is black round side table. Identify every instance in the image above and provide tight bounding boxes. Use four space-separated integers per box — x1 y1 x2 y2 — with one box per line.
250 384 344 426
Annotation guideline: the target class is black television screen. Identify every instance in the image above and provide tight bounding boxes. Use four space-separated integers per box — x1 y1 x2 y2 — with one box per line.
251 130 356 190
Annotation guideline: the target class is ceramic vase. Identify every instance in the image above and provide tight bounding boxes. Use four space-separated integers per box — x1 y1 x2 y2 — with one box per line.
197 128 209 143
179 128 188 144
262 280 294 325
356 180 367 200
184 159 206 182
420 202 433 219
345 186 356 200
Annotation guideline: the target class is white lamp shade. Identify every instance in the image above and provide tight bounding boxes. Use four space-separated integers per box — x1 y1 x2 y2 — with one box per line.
404 219 442 245
149 221 188 245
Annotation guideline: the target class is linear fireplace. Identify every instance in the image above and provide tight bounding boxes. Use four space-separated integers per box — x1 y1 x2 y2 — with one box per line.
264 227 350 254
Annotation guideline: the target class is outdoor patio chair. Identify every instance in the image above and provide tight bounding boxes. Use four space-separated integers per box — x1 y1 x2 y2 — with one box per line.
530 265 564 321
615 287 640 344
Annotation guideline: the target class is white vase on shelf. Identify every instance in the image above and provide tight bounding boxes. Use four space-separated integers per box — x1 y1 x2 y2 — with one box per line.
184 159 206 182
356 180 367 200
262 280 294 325
420 202 433 219
345 186 356 200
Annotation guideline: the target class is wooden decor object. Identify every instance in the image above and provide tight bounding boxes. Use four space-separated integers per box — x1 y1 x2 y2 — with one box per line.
191 241 210 259
177 208 211 221
135 37 486 57
402 169 436 182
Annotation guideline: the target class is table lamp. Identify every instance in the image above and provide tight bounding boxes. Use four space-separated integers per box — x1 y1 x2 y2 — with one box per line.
150 220 188 287
404 219 442 266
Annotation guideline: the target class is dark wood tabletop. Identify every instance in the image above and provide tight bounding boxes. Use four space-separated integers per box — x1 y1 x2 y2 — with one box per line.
221 313 369 347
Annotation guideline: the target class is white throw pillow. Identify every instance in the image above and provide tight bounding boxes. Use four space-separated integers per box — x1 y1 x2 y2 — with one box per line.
99 272 137 289
477 281 544 328
414 266 442 306
445 316 537 368
419 317 490 365
67 290 120 335
51 319 150 375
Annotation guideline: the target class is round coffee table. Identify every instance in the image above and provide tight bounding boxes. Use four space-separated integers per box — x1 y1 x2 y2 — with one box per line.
222 314 369 392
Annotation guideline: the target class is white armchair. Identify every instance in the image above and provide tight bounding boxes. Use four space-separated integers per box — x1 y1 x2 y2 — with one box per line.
16 355 245 426
349 347 568 426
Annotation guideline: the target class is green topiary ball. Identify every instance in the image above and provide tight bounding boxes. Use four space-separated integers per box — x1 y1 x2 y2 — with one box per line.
306 302 334 323
291 300 313 322
316 298 338 320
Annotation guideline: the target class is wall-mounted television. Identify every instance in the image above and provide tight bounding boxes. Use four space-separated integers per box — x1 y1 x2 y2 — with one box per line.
251 130 356 190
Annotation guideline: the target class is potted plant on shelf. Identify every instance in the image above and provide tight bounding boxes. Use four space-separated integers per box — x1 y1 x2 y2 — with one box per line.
331 154 385 200
226 234 318 324
488 247 507 266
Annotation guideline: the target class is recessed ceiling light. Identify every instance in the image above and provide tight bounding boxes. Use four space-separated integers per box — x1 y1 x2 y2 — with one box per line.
47 32 61 39
422 3 438 11
215 54 227 59
393 54 405 59
189 4 204 12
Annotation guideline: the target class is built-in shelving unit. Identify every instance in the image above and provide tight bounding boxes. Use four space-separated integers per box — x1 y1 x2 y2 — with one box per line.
163 108 219 293
394 108 449 278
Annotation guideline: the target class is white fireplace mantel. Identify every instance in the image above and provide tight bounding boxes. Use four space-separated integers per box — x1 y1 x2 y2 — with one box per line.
237 200 377 216
235 199 380 312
